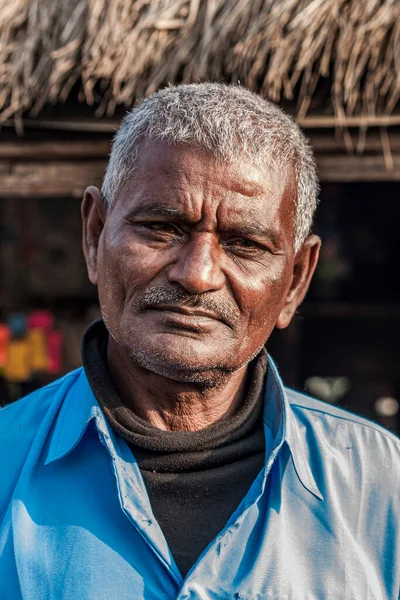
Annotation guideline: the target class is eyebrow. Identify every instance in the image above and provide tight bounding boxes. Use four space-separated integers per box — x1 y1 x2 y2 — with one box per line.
127 202 283 246
127 203 189 220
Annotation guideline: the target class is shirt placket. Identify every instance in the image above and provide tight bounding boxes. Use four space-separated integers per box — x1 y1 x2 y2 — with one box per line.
95 413 183 592
176 428 284 598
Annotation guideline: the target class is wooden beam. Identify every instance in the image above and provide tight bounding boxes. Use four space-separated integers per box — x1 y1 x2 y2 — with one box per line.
1 118 118 133
298 115 400 128
316 153 400 181
308 133 400 153
0 140 111 159
0 159 106 197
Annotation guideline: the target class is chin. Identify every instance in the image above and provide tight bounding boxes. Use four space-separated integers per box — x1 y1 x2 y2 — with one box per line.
126 344 237 386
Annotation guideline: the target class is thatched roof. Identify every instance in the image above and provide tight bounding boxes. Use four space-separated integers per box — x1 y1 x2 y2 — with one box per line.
0 0 399 123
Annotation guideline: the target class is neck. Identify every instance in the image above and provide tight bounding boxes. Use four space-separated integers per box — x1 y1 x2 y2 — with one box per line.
107 337 249 432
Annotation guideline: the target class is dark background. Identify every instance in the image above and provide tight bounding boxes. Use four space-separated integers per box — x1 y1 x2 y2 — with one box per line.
271 181 400 434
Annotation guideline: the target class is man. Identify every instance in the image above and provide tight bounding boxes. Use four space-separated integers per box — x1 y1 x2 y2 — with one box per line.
0 84 399 600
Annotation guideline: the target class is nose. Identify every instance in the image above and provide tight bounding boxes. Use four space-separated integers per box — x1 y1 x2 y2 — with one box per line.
167 233 225 294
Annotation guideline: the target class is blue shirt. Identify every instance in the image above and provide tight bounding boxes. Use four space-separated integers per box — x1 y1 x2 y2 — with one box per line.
0 358 399 600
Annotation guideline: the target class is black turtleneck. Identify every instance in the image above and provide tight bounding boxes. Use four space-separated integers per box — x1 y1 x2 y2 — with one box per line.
82 320 266 577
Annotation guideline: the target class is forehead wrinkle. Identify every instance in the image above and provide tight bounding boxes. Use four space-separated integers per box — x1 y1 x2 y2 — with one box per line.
138 144 270 200
183 168 269 200
216 187 283 218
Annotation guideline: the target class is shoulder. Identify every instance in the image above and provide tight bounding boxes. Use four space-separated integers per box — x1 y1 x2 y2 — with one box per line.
286 388 400 514
287 386 400 443
286 388 400 568
0 369 83 442
286 387 400 475
0 369 84 517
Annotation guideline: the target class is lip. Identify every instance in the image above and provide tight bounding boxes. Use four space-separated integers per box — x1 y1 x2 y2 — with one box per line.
147 304 225 332
149 304 223 322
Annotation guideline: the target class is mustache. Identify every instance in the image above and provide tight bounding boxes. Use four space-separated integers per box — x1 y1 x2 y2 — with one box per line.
135 287 240 328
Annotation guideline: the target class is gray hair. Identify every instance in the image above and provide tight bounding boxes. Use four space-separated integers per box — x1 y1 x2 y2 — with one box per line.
102 83 319 251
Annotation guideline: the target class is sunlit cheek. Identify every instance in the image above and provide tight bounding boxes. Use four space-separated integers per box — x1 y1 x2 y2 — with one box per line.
235 258 288 306
242 275 289 338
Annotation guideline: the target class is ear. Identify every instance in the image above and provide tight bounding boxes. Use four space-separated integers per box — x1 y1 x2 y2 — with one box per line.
81 186 107 285
276 235 321 329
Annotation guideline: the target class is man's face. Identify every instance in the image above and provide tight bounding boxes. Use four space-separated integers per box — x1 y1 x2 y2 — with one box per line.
83 139 319 382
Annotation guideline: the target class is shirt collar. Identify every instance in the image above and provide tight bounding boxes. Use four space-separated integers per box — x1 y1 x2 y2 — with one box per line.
45 359 324 501
45 368 103 465
264 357 324 501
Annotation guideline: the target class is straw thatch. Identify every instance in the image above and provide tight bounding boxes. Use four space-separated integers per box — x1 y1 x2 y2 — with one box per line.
0 0 399 121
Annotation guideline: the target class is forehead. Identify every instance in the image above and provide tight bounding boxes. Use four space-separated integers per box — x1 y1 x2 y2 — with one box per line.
114 138 296 233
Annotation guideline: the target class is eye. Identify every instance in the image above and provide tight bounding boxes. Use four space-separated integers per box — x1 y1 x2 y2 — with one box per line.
230 239 259 248
133 221 186 243
136 221 178 233
222 238 265 253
